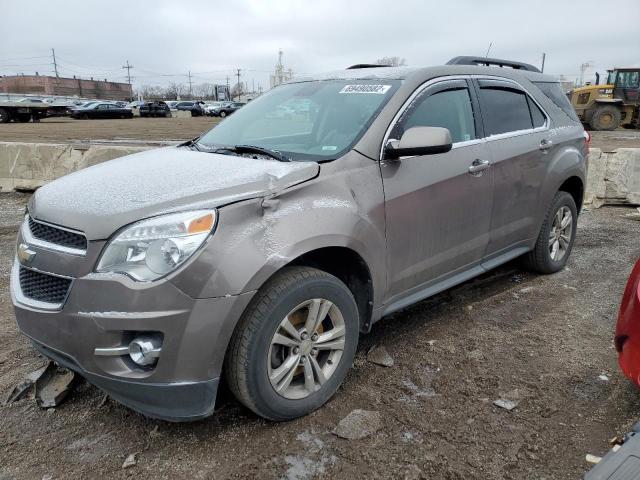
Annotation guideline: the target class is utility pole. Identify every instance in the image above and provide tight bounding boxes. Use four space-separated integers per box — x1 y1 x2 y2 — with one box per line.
51 48 59 77
122 60 134 84
226 76 230 100
236 68 241 101
541 53 546 73
187 71 193 98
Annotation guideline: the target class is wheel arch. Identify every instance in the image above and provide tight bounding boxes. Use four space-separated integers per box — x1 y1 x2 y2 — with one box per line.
287 246 374 332
558 175 584 213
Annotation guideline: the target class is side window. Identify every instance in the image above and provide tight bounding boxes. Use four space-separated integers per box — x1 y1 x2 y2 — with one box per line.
527 97 546 128
393 88 476 143
478 87 532 136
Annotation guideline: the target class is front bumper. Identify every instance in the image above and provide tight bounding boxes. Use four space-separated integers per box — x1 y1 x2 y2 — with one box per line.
11 256 255 421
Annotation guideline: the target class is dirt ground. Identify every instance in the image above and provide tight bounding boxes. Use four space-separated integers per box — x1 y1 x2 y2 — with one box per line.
1 116 639 150
0 117 221 145
0 192 639 480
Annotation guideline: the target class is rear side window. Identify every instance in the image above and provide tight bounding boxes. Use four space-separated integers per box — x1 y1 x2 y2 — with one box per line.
528 97 546 128
533 81 579 122
478 87 532 136
394 88 476 143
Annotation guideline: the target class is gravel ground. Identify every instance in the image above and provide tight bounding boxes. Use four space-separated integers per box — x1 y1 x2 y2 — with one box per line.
0 116 639 150
1 194 640 479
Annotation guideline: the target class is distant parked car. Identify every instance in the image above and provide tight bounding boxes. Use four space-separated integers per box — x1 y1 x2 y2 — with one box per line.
615 258 640 387
165 101 179 110
139 101 171 118
17 98 47 104
203 102 224 115
174 101 196 111
211 102 245 117
191 101 206 117
70 103 133 119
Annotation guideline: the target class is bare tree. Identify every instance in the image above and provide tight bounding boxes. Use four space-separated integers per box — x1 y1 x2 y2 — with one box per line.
194 83 215 100
165 82 186 100
230 82 245 99
136 84 165 100
375 56 407 67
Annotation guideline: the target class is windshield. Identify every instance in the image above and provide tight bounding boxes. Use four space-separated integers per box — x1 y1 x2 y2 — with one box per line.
607 70 617 85
196 79 400 161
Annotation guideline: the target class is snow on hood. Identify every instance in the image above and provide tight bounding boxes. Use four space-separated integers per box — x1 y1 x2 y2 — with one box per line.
30 147 319 240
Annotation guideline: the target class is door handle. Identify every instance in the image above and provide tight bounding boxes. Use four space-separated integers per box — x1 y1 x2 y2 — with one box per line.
468 159 490 175
539 139 553 151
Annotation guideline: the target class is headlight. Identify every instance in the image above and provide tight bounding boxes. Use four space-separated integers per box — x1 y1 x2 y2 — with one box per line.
96 210 216 281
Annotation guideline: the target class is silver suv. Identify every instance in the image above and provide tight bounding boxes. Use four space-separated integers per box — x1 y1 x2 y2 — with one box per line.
11 57 587 421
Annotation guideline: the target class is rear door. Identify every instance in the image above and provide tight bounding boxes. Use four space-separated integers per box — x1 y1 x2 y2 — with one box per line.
473 78 551 259
381 78 494 301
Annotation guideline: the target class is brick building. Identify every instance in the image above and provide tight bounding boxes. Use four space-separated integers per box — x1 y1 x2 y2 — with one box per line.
0 75 133 100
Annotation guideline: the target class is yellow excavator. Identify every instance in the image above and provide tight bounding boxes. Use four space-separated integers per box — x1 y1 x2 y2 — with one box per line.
569 68 640 130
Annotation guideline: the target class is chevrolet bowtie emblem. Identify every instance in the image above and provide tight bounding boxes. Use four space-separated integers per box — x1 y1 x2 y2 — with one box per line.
17 243 36 265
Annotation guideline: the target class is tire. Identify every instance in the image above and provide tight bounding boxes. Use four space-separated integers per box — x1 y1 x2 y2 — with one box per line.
15 113 31 123
82 114 89 120
525 191 578 274
0 108 9 123
590 105 622 131
220 111 227 118
225 266 359 421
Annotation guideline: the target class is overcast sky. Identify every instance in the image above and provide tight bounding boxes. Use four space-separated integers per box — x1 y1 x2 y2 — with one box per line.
1 0 638 91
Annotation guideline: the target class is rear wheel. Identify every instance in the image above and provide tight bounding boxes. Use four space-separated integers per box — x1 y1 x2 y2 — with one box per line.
82 113 89 120
590 105 622 131
225 266 359 420
0 108 9 123
220 111 227 117
525 191 578 274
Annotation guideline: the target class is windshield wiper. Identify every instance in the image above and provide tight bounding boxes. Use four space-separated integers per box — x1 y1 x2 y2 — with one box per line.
213 144 290 162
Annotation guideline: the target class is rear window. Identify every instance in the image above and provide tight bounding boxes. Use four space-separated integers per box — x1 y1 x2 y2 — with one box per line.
533 81 579 122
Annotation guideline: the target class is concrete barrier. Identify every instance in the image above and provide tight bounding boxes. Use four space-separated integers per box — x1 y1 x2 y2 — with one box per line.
0 142 153 191
1 141 639 207
585 148 640 207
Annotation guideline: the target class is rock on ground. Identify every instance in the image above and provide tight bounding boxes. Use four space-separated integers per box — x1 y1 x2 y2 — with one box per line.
333 410 382 440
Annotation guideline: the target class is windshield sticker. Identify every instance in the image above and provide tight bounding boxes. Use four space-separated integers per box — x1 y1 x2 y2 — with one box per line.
339 84 391 95
322 145 338 151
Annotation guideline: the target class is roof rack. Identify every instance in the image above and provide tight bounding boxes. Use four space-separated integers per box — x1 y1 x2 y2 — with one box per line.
446 56 541 73
346 64 392 70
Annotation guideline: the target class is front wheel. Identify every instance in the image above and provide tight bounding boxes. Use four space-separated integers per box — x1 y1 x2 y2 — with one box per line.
219 111 227 117
525 191 578 274
225 266 359 420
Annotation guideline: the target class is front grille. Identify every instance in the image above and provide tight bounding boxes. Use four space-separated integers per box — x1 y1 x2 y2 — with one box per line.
19 267 71 304
28 216 87 251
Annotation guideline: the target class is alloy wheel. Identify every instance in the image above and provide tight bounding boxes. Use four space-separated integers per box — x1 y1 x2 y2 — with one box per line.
549 206 573 261
267 298 346 400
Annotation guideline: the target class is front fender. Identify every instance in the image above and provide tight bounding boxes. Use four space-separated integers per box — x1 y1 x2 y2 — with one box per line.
170 152 387 307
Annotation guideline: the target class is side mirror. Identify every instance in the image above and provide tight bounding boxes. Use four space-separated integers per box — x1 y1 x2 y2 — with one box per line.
385 126 453 159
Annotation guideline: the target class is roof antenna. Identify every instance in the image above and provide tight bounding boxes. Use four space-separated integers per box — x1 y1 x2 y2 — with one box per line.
485 42 493 58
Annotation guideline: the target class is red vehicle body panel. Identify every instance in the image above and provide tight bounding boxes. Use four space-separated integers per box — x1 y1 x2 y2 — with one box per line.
615 258 640 385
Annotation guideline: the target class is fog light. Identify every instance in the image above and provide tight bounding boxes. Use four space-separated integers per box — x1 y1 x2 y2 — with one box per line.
128 335 162 366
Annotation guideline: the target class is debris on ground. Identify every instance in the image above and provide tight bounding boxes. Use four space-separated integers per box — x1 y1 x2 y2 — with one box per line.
122 453 137 469
35 362 76 408
4 363 48 404
585 453 602 464
598 374 610 382
333 410 381 440
98 394 108 407
367 345 394 367
493 389 524 411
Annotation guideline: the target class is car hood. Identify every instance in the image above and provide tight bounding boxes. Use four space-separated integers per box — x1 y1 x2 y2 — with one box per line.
30 147 320 240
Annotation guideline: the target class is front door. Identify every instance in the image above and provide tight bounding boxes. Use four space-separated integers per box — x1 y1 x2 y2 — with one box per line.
381 78 493 302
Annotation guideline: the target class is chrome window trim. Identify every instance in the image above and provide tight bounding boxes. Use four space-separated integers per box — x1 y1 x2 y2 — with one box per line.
380 75 474 160
380 74 552 159
23 215 87 256
10 259 74 311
